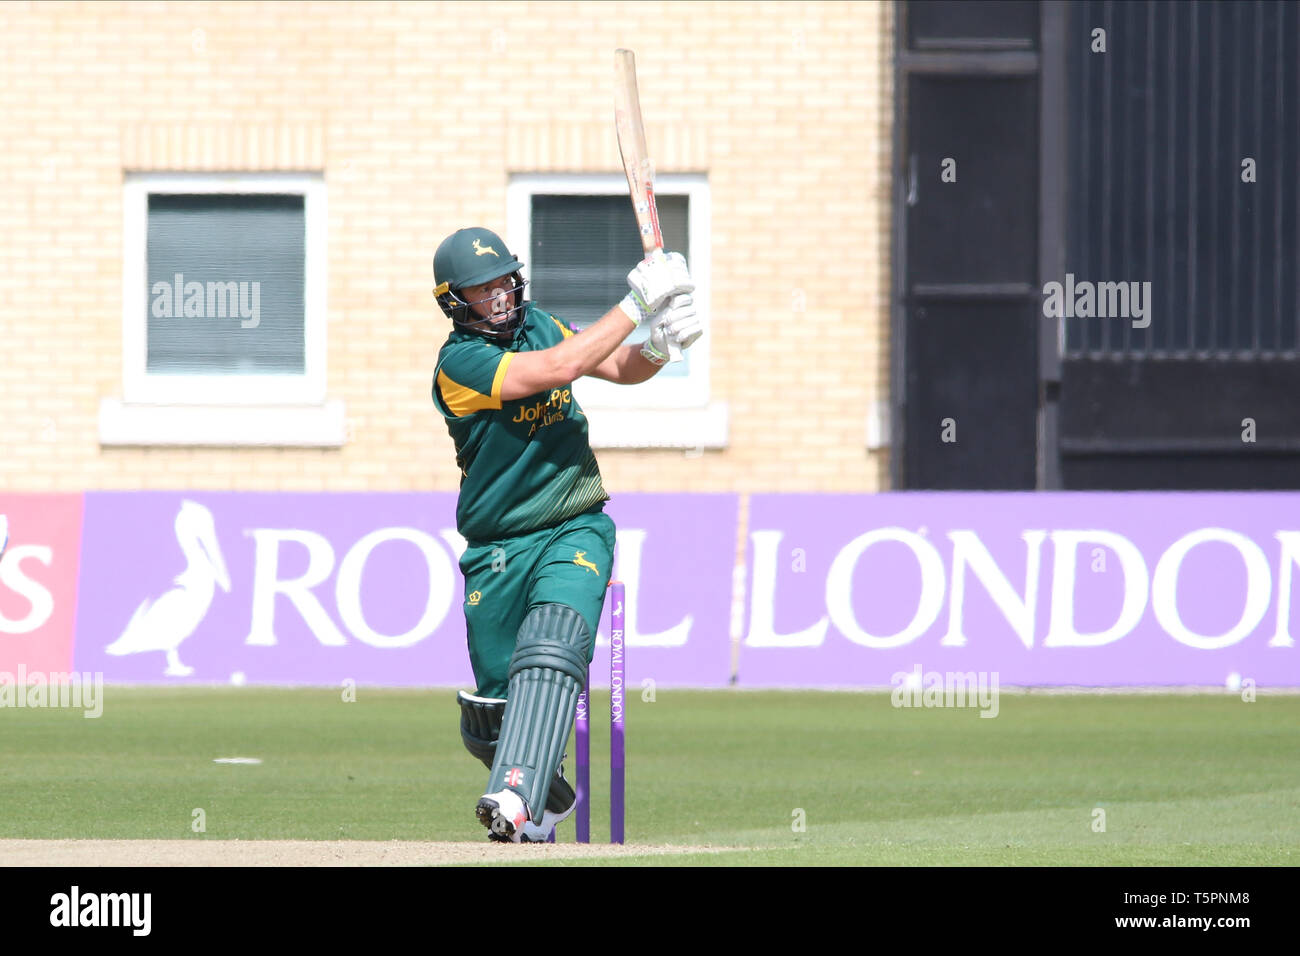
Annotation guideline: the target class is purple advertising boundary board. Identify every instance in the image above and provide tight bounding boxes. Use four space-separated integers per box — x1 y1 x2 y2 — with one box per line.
737 492 1300 688
71 490 1300 688
74 491 477 685
575 494 737 690
73 491 739 688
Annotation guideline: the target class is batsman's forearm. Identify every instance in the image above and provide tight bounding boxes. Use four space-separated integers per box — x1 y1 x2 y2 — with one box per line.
551 305 638 381
612 344 661 384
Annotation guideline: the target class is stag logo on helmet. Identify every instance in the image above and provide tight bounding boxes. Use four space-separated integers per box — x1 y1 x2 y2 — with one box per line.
472 239 499 257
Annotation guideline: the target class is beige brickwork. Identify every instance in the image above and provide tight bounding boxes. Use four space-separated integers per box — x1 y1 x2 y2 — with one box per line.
0 0 895 494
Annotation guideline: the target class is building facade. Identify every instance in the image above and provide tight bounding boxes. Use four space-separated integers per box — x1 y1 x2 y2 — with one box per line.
0 0 895 494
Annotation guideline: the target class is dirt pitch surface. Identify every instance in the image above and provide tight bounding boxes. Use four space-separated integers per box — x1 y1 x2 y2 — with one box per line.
0 839 730 866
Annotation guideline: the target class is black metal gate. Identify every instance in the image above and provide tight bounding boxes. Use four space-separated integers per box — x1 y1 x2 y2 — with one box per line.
895 0 1300 490
1061 0 1300 488
894 1 1051 489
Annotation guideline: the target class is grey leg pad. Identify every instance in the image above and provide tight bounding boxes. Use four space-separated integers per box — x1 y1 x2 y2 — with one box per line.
487 604 589 822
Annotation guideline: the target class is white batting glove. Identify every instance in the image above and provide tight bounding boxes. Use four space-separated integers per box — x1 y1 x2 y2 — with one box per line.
661 293 702 350
620 251 694 323
639 294 701 366
639 321 674 366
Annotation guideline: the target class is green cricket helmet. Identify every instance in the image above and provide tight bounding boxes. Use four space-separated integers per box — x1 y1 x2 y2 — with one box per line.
433 227 529 340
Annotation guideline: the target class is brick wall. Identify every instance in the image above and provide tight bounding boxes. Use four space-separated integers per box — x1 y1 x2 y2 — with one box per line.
0 0 894 493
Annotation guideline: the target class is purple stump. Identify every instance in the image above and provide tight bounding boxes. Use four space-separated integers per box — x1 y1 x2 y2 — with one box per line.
575 677 590 843
610 580 625 844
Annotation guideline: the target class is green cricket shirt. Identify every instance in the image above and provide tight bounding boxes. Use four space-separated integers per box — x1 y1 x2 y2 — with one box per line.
432 303 609 543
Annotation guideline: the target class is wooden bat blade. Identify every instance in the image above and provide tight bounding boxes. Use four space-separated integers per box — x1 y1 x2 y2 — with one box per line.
613 48 663 257
614 49 680 362
614 49 649 172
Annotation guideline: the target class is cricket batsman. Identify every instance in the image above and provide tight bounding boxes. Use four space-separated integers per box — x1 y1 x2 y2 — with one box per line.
431 226 700 842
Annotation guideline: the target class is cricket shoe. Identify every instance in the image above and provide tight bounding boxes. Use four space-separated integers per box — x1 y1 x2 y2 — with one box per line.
517 762 579 841
517 806 574 843
476 788 529 843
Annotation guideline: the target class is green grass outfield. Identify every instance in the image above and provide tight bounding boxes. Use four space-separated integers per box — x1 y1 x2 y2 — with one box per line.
1 686 1297 866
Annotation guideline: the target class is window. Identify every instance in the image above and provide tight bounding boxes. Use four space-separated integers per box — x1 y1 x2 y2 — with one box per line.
101 172 343 447
507 174 726 449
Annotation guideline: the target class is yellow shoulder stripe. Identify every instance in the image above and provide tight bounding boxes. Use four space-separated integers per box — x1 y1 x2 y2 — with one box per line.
438 360 508 417
492 351 514 396
551 317 574 340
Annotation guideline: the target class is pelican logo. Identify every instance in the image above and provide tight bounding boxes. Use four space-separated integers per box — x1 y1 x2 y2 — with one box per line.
573 551 599 575
106 500 230 676
472 238 499 258
467 590 482 606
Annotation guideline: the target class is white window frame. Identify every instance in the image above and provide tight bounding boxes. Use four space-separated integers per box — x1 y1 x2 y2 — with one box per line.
103 172 343 447
507 174 727 448
122 172 326 404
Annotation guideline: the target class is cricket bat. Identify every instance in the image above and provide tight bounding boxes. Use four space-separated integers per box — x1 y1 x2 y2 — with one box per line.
613 48 682 362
